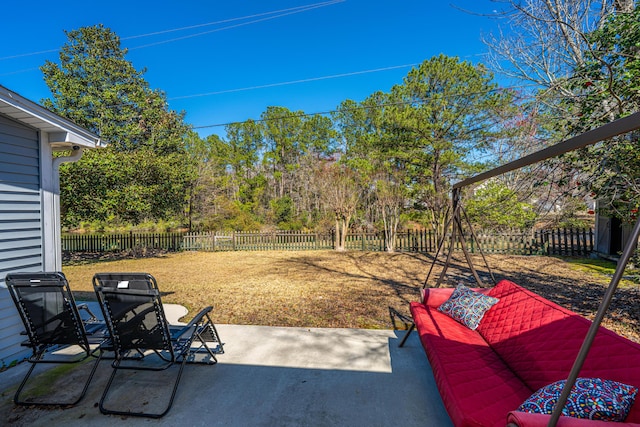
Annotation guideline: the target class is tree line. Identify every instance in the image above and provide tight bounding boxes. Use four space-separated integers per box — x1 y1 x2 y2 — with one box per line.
45 1 639 251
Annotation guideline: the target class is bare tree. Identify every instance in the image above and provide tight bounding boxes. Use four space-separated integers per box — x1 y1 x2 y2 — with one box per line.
480 1 637 222
373 174 407 253
316 162 360 251
483 0 619 109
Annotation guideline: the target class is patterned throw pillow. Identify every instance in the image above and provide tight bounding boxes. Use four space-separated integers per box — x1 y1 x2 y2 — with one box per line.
437 284 499 330
517 378 638 421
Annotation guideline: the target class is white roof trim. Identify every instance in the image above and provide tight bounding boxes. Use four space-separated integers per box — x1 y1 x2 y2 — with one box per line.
0 85 106 149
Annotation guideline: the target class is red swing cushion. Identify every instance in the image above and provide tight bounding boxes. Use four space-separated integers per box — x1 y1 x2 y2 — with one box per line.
478 281 640 399
411 279 640 426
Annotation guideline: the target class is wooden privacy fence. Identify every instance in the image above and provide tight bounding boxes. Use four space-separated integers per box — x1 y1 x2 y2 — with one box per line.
535 228 594 256
62 228 594 256
182 229 441 252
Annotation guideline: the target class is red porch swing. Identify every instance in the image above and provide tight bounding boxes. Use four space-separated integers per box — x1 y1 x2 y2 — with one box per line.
400 112 640 426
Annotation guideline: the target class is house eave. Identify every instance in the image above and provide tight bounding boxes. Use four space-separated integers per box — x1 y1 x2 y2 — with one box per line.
0 85 107 149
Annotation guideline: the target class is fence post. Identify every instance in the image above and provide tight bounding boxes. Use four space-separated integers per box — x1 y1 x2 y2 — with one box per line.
529 229 534 255
429 230 434 252
575 228 581 255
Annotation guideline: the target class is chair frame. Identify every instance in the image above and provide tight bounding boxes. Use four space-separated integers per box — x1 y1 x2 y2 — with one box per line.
92 272 223 418
5 272 106 406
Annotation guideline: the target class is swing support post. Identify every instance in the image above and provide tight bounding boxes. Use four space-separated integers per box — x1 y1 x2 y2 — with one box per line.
548 216 640 426
431 188 495 289
422 205 452 289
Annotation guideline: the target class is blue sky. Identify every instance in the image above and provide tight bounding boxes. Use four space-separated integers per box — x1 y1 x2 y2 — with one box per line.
1 1 505 138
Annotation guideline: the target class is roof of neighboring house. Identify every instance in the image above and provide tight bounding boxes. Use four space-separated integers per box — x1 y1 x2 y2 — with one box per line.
0 85 106 150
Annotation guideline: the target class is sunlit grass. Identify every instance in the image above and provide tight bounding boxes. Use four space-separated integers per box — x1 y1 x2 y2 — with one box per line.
565 257 639 287
62 250 640 341
63 250 430 329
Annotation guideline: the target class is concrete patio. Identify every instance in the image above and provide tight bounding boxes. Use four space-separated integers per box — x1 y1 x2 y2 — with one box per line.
0 307 452 426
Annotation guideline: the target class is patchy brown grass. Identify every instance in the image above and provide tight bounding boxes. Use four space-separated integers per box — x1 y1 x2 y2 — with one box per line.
62 250 640 343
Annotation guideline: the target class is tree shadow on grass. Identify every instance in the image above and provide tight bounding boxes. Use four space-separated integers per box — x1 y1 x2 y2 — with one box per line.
277 252 434 329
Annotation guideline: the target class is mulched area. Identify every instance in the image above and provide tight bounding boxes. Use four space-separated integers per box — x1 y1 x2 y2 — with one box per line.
62 248 170 264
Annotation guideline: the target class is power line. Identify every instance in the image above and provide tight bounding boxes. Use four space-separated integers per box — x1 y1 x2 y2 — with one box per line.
0 0 344 62
0 67 41 77
128 1 345 51
191 83 538 130
123 0 344 41
85 61 419 112
168 63 419 100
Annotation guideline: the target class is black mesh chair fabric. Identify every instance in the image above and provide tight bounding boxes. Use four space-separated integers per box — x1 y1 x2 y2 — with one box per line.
100 287 169 353
20 282 80 346
5 272 105 406
93 272 223 418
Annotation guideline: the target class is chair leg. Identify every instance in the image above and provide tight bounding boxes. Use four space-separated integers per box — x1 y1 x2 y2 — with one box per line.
13 359 39 405
14 350 103 407
99 356 188 418
189 316 224 364
398 323 415 348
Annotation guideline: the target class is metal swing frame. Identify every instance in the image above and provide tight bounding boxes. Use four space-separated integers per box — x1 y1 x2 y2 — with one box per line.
398 190 497 347
399 111 640 427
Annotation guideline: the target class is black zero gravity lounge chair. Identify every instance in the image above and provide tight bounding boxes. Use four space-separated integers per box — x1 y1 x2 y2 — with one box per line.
92 272 223 418
5 272 106 406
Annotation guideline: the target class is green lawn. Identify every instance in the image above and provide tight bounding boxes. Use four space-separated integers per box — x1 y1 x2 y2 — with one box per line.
565 257 639 286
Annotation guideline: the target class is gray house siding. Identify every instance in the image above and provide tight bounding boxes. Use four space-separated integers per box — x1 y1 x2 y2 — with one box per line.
0 85 102 368
0 113 42 365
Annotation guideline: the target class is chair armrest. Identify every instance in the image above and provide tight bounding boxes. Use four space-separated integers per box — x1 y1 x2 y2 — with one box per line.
422 287 490 307
171 306 213 340
77 303 99 322
186 306 213 327
422 287 456 307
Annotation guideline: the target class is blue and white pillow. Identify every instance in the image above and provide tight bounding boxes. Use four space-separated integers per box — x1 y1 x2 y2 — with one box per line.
437 284 499 330
517 378 638 421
